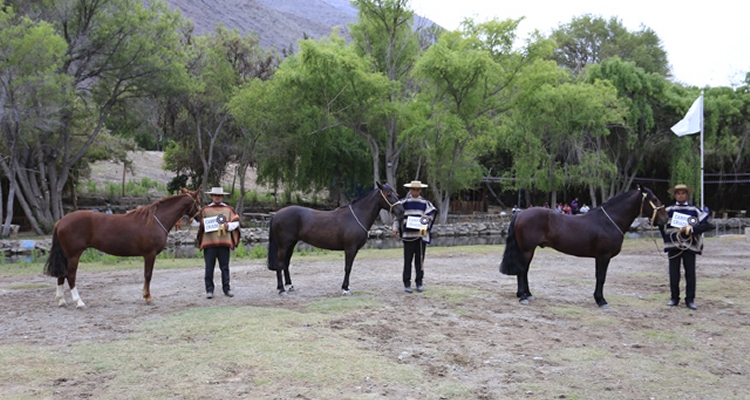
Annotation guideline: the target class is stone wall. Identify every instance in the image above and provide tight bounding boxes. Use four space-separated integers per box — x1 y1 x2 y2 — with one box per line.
1 217 687 257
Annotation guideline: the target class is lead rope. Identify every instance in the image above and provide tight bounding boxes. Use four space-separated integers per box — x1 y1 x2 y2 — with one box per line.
349 204 369 233
153 214 169 236
601 206 624 236
640 192 667 254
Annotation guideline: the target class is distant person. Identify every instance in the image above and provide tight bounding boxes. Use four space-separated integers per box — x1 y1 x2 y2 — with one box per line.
511 205 521 215
563 203 572 215
659 184 710 310
570 197 579 214
196 187 241 299
104 202 113 214
579 203 590 213
392 180 437 293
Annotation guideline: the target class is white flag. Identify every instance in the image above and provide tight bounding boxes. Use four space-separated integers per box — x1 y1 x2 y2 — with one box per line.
671 95 702 136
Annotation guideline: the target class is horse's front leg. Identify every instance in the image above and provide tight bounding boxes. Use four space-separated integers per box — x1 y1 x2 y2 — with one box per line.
142 254 156 304
593 256 611 308
341 248 358 295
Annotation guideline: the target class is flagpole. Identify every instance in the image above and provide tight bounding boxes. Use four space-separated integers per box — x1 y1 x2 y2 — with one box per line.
700 90 704 209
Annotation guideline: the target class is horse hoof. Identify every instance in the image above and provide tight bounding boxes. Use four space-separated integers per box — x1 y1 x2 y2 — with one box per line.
75 302 86 309
526 296 534 301
58 299 68 307
342 289 351 296
519 299 529 305
599 304 610 309
145 297 154 304
287 285 295 292
278 290 287 296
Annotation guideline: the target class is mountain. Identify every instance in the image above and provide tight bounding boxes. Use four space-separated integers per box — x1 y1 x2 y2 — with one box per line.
164 0 359 51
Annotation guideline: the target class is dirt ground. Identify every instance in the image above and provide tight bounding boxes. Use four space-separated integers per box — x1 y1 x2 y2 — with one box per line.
2 237 749 398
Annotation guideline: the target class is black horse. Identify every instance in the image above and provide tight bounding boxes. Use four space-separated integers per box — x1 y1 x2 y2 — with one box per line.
267 182 404 295
500 185 669 308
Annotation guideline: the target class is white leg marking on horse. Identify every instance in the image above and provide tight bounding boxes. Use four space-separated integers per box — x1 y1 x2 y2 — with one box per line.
56 284 67 307
70 287 86 309
342 289 351 296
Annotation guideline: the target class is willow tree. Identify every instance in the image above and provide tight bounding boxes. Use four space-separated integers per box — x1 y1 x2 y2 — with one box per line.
350 0 422 188
410 18 555 222
504 80 627 207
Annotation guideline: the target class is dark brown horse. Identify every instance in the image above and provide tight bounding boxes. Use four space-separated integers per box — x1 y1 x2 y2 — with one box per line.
500 185 668 308
44 188 202 308
267 182 404 295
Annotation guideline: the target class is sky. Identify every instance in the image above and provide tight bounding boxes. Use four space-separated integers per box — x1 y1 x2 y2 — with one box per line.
408 0 749 88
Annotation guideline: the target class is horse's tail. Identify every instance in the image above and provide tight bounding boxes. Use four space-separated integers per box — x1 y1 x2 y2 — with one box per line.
500 216 524 276
267 218 277 270
44 227 68 278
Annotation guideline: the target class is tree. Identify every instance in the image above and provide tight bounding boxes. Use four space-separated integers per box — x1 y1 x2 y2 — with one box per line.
233 55 374 206
582 57 670 201
350 0 422 188
165 25 278 196
550 14 669 78
2 0 187 234
411 18 556 222
0 9 67 236
276 34 393 189
504 80 626 207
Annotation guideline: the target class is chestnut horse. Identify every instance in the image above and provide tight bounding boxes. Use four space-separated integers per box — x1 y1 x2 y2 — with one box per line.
44 188 202 308
267 182 404 295
500 185 668 308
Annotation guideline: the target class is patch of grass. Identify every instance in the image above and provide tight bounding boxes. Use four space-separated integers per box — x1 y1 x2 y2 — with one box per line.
639 329 690 345
4 283 49 290
0 306 426 399
247 245 267 259
305 295 382 313
422 285 491 304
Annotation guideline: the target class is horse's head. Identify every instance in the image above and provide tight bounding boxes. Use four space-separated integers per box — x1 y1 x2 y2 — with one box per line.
181 187 203 221
638 185 668 226
376 182 404 220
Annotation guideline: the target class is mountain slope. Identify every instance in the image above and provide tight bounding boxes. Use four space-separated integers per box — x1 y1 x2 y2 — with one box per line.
166 0 358 50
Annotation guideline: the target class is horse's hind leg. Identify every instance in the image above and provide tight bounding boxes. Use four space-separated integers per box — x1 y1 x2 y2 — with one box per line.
56 277 67 307
283 267 294 292
517 250 534 304
66 257 86 308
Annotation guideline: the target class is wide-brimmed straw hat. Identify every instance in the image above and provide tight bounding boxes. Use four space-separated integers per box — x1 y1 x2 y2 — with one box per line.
667 184 694 195
207 187 229 196
404 180 428 189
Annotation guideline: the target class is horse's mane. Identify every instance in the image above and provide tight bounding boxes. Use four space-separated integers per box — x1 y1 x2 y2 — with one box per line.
590 188 638 211
126 193 186 226
342 186 382 208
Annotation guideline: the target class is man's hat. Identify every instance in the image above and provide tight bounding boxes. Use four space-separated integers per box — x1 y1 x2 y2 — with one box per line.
667 184 694 195
207 187 230 196
404 180 428 189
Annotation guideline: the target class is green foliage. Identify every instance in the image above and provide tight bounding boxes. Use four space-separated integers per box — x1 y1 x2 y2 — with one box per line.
79 248 121 264
550 14 669 77
296 246 329 256
248 245 268 259
233 244 248 259
82 178 165 198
